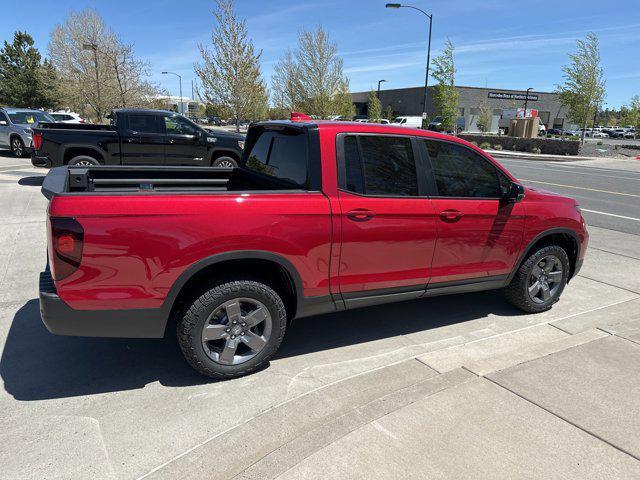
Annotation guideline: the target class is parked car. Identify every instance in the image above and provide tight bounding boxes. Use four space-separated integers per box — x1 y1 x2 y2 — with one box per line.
39 119 588 378
0 107 56 157
546 128 564 135
393 116 423 128
32 109 245 168
623 130 637 139
50 111 85 124
610 129 627 138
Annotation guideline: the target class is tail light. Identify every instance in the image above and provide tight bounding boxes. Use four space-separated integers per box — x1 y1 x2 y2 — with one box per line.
50 217 84 280
33 132 43 151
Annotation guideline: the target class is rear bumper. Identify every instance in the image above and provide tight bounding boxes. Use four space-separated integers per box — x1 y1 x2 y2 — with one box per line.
31 155 51 168
39 269 167 338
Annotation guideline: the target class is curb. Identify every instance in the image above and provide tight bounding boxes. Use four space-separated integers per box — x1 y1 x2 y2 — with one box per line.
484 150 599 162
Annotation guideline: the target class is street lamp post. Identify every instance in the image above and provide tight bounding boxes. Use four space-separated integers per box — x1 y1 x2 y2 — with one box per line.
377 79 386 100
82 43 102 121
386 3 432 129
523 87 533 118
162 71 183 115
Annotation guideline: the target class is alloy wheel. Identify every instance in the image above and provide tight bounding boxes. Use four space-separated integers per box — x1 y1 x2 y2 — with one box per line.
216 160 234 168
201 297 272 365
12 139 23 157
528 254 563 304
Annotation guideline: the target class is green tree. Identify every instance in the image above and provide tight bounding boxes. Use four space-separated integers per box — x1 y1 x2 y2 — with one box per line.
475 98 493 133
367 90 382 123
195 0 268 132
385 105 394 122
0 31 59 109
556 32 606 144
431 39 459 133
271 26 352 118
622 95 640 137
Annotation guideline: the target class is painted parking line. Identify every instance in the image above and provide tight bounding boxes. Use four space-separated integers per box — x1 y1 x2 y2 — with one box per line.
503 163 640 181
520 179 640 198
581 209 640 222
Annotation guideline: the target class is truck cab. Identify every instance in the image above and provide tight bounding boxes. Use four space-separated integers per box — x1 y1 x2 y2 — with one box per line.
31 109 245 168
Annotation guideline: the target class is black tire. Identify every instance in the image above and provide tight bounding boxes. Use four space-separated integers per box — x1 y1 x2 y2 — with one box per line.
68 155 101 166
504 245 570 313
177 280 287 379
10 136 27 157
212 156 238 168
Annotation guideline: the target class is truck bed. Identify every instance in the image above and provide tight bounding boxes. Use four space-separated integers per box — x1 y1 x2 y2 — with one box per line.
41 165 304 199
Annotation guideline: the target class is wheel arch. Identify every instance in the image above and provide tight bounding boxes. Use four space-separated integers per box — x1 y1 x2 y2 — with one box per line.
508 228 580 284
209 148 240 165
163 251 304 330
61 144 106 165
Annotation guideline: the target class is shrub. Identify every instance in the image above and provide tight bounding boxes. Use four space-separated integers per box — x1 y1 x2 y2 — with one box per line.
470 141 478 146
458 134 580 155
479 142 492 149
597 140 603 145
493 144 503 151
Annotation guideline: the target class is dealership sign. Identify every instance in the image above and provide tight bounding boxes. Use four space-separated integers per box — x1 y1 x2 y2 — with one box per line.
488 92 539 101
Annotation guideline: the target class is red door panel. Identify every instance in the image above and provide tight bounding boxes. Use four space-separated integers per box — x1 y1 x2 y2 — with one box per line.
430 198 525 283
337 191 437 294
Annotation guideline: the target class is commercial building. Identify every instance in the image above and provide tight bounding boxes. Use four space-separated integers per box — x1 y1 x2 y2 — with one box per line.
351 85 574 131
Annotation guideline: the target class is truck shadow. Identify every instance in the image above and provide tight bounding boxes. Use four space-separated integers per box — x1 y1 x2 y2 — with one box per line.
1 294 523 401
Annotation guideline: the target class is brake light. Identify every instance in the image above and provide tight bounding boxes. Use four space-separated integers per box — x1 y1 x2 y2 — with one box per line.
291 111 311 122
50 217 84 280
33 132 43 151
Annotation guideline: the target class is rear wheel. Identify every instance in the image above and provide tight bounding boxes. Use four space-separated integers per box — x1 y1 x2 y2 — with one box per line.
504 245 569 313
177 280 287 379
11 137 27 157
68 155 100 166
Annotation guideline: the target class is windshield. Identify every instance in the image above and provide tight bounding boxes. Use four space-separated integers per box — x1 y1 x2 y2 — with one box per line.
392 118 405 124
8 111 55 125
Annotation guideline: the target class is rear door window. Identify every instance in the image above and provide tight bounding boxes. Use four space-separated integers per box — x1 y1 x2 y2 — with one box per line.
127 114 163 134
341 135 418 196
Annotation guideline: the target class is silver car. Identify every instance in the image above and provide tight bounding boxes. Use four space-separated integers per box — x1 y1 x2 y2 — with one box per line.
0 108 56 157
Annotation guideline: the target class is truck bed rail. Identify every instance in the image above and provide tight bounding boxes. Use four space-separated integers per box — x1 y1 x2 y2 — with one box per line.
42 166 234 198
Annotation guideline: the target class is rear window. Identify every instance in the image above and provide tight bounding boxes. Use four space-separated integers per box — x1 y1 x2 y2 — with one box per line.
244 130 308 188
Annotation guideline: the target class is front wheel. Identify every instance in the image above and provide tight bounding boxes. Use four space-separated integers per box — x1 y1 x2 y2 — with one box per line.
212 156 238 168
177 280 287 379
504 245 569 313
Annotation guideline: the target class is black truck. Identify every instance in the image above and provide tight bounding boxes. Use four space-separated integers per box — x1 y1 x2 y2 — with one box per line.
31 109 245 168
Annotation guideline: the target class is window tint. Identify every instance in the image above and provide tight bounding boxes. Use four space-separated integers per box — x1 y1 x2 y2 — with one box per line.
423 140 501 198
244 130 308 188
343 135 417 196
164 116 198 135
128 115 162 134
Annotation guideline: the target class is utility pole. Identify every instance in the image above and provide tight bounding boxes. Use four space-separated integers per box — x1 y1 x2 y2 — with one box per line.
82 43 102 121
162 71 183 114
386 4 433 129
377 79 386 100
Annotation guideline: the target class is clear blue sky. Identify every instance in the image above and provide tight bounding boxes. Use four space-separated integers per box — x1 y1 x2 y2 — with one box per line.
1 0 639 108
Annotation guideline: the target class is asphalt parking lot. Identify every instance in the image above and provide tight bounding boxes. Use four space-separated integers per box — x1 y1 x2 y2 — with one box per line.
1 150 640 479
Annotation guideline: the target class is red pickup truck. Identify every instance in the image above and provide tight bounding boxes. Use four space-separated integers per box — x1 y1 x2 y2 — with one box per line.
39 120 588 378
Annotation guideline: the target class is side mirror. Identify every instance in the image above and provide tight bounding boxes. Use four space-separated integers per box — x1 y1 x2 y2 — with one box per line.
505 182 525 203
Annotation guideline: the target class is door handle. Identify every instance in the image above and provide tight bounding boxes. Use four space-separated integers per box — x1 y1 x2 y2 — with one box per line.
126 137 136 143
440 209 463 222
346 209 376 222
169 138 175 144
